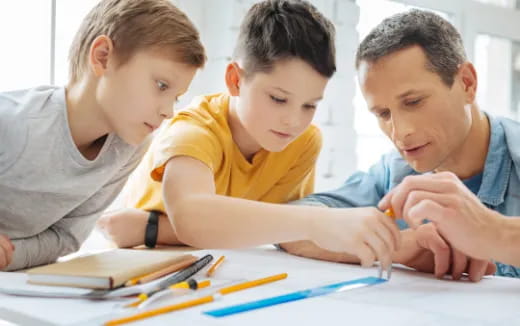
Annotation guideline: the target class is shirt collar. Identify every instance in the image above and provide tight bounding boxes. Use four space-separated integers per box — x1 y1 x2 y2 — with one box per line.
478 114 512 206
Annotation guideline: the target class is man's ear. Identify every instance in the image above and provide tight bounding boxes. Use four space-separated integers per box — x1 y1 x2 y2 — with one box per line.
225 62 243 96
88 35 114 77
458 62 478 104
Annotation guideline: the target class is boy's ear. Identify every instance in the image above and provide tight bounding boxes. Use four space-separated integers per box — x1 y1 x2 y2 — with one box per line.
225 62 243 96
89 35 114 77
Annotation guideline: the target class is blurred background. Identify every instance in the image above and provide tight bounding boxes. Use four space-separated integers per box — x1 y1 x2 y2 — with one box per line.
2 0 520 190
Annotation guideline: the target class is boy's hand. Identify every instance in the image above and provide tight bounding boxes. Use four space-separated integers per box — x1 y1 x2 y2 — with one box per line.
309 207 401 269
0 234 15 270
97 208 148 248
397 223 496 282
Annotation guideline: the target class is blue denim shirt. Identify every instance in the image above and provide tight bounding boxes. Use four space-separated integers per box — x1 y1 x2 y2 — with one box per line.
300 115 520 277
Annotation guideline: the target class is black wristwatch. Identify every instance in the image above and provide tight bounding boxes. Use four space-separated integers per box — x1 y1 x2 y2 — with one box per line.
144 210 160 248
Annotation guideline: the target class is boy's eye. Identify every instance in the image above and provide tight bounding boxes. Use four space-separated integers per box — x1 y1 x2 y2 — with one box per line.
377 110 391 120
156 80 169 91
303 104 317 110
270 95 287 104
405 98 422 106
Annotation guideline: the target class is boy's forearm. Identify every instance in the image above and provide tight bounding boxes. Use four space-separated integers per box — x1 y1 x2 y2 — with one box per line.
157 214 184 245
166 194 324 248
281 229 417 265
280 240 360 263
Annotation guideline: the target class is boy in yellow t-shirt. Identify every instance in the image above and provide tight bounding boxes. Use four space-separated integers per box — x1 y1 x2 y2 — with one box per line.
125 92 320 214
98 0 400 268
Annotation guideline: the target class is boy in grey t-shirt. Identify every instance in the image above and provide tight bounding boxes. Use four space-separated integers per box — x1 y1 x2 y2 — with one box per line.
0 0 206 271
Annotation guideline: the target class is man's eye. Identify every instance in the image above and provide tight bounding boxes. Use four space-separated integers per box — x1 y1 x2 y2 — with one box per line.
406 98 422 106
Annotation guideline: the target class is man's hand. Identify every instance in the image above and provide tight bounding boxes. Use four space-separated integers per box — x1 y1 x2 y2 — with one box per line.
0 235 15 270
379 172 503 261
96 208 148 248
396 223 496 282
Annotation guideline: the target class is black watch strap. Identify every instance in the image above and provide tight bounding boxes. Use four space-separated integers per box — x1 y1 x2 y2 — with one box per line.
144 210 160 248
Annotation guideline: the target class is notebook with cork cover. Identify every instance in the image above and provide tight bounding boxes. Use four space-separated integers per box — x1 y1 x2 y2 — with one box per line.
25 249 195 290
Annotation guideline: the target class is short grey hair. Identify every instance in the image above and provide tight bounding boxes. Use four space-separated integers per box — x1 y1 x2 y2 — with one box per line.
355 9 467 87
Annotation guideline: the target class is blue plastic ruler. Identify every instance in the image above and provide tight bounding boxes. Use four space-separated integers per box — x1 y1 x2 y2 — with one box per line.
204 276 386 318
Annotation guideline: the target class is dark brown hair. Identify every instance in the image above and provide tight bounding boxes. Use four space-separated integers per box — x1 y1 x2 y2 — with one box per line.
233 0 336 78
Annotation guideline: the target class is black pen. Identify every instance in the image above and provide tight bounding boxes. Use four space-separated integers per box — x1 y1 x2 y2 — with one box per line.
144 254 213 298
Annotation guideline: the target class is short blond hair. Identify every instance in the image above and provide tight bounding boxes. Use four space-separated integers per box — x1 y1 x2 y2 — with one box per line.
68 0 206 83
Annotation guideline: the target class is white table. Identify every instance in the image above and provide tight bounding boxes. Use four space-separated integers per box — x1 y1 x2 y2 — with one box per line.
1 247 519 326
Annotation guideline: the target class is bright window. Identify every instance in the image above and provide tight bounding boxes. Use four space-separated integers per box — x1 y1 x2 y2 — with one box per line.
475 35 520 120
54 0 100 86
0 1 52 91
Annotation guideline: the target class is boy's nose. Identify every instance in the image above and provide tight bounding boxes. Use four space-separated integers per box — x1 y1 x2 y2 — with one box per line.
159 105 174 120
280 112 299 128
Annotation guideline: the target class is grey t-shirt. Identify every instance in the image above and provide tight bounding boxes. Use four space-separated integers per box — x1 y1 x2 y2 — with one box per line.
0 86 150 271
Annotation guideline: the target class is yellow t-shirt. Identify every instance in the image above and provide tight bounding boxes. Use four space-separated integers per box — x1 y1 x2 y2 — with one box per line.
125 92 322 213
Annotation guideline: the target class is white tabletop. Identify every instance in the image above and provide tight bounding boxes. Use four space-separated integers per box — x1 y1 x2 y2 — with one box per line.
1 247 519 326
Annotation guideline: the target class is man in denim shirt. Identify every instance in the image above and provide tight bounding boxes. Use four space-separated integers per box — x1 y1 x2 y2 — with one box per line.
282 10 518 280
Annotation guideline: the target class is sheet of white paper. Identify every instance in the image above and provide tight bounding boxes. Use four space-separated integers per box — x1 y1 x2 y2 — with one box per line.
0 272 91 295
0 272 132 325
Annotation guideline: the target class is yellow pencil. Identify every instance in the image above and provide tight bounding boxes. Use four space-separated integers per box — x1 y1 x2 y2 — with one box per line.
206 255 225 277
384 207 396 220
124 279 211 308
111 296 215 325
170 279 211 290
106 273 288 326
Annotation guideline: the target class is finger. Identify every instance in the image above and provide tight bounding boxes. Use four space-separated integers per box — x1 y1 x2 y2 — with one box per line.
402 191 453 223
424 229 451 278
451 248 468 281
0 242 9 269
378 188 396 210
485 261 497 275
0 236 13 266
377 213 402 251
0 235 14 251
357 242 376 268
5 246 13 267
407 199 446 229
0 235 12 254
364 232 392 269
390 175 459 219
467 258 489 282
431 171 461 181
